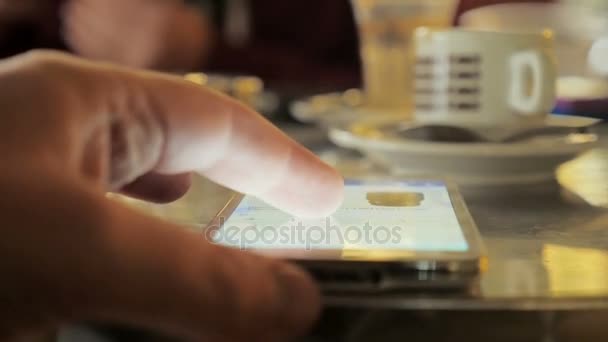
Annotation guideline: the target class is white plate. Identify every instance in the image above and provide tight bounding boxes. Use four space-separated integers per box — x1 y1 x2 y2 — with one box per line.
328 115 600 186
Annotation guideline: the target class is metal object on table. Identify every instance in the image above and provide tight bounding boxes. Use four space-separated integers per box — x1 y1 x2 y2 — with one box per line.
290 89 363 126
184 73 279 116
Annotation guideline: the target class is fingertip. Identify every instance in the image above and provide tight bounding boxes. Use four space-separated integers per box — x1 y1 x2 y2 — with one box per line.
300 165 344 218
296 148 345 217
259 154 345 219
325 166 346 213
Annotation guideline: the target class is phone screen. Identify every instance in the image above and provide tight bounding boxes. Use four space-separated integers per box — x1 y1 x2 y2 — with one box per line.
210 180 469 254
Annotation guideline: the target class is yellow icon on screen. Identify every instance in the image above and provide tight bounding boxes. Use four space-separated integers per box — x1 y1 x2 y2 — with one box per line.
366 192 425 207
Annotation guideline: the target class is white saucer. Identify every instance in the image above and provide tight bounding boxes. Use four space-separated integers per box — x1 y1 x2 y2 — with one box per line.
290 89 600 128
328 115 600 186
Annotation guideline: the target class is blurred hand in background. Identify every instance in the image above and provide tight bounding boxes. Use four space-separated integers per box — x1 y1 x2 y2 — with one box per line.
62 0 214 70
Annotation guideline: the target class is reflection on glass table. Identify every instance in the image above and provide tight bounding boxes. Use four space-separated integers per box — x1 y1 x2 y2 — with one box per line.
111 128 608 311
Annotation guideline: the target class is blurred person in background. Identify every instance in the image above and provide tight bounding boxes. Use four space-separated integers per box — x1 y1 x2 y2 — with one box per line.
0 0 553 86
205 0 361 91
0 0 213 70
203 0 553 90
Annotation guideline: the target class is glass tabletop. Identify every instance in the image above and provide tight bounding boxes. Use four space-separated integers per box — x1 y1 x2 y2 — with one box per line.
113 123 608 311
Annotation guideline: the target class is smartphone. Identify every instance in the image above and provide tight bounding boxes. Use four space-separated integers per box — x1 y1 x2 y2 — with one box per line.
204 179 485 292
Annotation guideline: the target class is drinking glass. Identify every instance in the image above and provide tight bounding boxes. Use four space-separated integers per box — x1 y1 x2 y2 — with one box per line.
350 0 458 115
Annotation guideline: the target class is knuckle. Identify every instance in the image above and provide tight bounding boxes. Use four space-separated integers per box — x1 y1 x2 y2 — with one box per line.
15 50 79 78
9 49 92 88
19 49 70 65
0 51 81 136
1 50 74 95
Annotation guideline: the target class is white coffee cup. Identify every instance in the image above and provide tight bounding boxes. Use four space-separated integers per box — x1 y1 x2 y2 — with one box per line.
413 29 557 137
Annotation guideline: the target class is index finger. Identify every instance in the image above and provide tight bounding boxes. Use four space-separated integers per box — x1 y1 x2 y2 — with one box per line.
48 53 344 218
145 75 344 218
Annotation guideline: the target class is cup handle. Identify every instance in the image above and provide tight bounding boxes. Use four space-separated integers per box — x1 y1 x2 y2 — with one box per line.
508 50 556 116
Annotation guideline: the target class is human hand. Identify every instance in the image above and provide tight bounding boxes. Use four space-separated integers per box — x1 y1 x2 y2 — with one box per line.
0 50 343 340
62 0 211 70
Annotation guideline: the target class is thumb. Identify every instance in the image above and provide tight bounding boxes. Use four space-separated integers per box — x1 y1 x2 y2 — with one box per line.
83 196 321 341
4 173 320 341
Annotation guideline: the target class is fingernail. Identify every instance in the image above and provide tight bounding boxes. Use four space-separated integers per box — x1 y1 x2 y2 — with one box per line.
274 264 321 336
